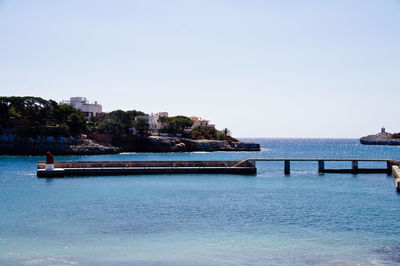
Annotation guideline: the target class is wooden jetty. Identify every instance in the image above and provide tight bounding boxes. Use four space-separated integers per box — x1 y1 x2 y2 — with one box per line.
234 158 396 175
37 158 400 192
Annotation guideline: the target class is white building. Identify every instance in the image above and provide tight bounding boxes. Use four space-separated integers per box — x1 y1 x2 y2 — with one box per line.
182 116 216 134
60 97 102 118
135 112 168 134
189 116 215 129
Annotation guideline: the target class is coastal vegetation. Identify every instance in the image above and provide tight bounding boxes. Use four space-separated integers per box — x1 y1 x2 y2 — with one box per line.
88 110 148 136
0 96 87 136
0 96 237 142
190 126 238 142
158 116 193 135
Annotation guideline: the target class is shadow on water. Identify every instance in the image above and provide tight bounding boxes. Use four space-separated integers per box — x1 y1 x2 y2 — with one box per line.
44 178 54 184
39 173 258 181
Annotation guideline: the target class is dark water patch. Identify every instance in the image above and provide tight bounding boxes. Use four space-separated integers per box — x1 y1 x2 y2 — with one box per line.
374 246 400 264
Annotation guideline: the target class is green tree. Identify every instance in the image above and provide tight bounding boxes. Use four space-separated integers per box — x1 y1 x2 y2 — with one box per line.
223 128 231 136
208 128 218 139
126 110 147 119
106 110 148 135
0 101 9 124
0 96 59 126
158 116 168 129
160 116 193 134
191 126 209 140
97 120 124 136
67 112 87 135
107 110 130 124
133 118 149 135
56 104 79 125
87 116 104 132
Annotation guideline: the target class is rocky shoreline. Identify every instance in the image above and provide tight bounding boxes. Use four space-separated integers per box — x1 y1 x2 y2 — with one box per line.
0 132 260 155
113 136 260 153
360 133 400 145
0 133 120 155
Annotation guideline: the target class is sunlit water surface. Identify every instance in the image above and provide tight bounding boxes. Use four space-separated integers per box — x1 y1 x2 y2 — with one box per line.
1 139 400 265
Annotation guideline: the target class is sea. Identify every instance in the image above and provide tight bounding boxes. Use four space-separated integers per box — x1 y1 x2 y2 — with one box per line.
1 138 400 265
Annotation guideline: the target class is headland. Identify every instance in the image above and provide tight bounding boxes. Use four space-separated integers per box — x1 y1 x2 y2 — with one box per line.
0 96 260 155
0 130 260 155
360 132 400 146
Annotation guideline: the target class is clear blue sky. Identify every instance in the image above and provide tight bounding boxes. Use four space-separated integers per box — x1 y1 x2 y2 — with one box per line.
1 0 399 138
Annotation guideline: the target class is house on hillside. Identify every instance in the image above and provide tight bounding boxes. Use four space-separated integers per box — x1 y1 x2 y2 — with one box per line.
182 116 216 134
135 112 169 134
60 97 102 119
189 116 215 129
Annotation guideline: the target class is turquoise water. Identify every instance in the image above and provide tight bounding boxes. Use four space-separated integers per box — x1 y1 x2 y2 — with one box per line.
1 139 400 265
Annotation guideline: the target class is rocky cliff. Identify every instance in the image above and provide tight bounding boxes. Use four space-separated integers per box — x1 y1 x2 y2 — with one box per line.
179 137 260 152
0 129 260 155
0 129 120 155
360 133 400 145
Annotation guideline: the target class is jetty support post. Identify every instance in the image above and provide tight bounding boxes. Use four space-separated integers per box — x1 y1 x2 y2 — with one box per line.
352 160 359 173
318 160 325 174
284 160 290 175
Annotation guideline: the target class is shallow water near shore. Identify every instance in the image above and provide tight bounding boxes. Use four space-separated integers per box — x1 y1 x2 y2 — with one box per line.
1 138 400 265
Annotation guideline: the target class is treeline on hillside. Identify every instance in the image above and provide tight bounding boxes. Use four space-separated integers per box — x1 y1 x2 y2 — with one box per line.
0 97 148 137
158 116 193 135
88 109 148 136
190 127 237 142
0 96 237 141
0 96 86 136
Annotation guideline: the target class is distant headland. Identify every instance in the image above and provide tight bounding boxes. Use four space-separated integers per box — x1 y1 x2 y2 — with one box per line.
360 127 400 146
0 96 260 155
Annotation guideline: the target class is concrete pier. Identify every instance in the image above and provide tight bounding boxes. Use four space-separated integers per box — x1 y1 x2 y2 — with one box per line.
37 160 256 177
37 158 400 192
